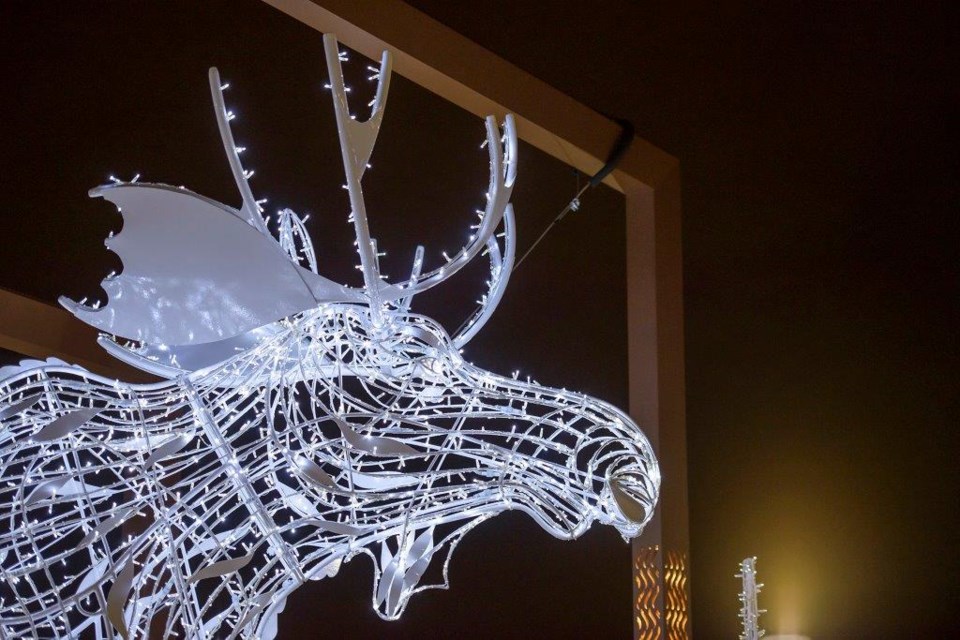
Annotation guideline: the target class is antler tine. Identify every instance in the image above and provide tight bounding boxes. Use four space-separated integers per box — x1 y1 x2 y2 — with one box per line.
397 246 425 314
452 204 516 348
208 67 269 236
397 114 518 300
323 34 392 318
278 208 319 274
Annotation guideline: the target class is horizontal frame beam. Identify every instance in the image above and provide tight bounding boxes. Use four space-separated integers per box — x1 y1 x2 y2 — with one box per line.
0 288 151 381
261 0 678 193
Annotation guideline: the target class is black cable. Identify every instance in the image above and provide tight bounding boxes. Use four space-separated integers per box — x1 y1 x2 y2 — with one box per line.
450 120 635 340
513 118 634 271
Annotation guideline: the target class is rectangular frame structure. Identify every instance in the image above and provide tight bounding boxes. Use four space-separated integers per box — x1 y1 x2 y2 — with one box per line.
0 2 689 637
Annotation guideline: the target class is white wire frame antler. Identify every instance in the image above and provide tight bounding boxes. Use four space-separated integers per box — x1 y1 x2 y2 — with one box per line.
322 34 517 328
322 34 391 315
208 67 269 236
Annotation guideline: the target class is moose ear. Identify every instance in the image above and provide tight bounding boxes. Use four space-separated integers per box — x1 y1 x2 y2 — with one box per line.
61 183 361 346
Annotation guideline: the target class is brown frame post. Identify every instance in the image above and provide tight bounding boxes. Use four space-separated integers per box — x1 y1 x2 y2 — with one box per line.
623 169 689 639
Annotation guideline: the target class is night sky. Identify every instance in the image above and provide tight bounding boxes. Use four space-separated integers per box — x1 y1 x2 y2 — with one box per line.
1 2 957 639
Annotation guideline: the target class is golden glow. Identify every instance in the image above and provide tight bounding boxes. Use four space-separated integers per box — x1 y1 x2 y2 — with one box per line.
634 545 690 640
635 545 662 639
665 550 690 640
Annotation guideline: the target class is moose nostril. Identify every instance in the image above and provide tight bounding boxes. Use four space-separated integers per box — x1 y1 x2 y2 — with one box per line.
607 467 656 526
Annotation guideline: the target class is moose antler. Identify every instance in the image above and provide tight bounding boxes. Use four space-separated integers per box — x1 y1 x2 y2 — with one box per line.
395 114 517 299
322 34 392 315
208 67 270 236
322 34 517 335
452 204 516 348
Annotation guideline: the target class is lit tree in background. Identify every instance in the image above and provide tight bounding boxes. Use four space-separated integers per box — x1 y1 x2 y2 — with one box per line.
737 557 766 640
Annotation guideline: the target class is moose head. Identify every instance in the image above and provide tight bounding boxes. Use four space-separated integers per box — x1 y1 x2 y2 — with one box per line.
0 35 658 638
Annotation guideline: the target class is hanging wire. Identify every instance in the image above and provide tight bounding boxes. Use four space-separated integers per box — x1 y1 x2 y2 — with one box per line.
513 175 589 272
449 119 635 341
511 118 635 273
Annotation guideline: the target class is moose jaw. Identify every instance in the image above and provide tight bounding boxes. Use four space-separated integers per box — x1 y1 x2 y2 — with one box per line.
0 34 659 639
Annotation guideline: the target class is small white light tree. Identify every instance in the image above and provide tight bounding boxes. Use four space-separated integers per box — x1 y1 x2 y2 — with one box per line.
737 556 766 640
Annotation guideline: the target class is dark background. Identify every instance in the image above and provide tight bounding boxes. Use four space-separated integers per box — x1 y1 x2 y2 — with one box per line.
0 1 956 639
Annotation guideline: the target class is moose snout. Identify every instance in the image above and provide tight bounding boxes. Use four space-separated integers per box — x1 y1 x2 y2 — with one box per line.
603 461 659 539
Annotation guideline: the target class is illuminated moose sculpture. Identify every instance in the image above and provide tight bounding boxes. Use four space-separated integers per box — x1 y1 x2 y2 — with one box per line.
0 35 659 639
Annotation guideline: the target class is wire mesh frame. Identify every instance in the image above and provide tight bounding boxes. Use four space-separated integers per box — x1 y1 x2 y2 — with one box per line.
0 33 660 640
